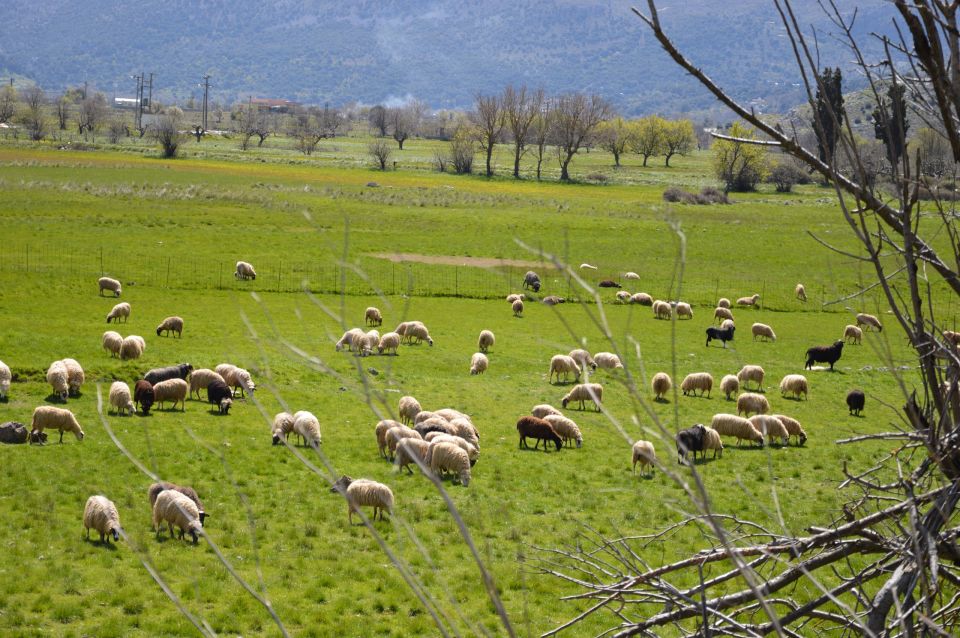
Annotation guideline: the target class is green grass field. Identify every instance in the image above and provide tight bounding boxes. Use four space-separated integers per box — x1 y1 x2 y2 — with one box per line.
0 138 937 637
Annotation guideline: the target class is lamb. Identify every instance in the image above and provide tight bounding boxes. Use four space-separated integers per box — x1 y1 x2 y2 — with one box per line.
856 312 883 332
652 372 673 400
153 379 188 411
531 404 562 419
148 482 208 525
98 276 122 297
542 295 565 306
108 381 136 416
805 340 844 370
106 302 131 324
230 368 255 397
549 355 582 384
847 389 865 416
394 438 432 474
752 322 776 342
749 415 789 446
701 426 724 459
681 372 713 398
736 392 770 416
630 292 653 306
675 302 693 319
512 299 524 317
676 424 705 463
543 414 582 448
478 329 495 353
83 495 121 543
188 369 224 399
235 260 257 280
568 349 597 371
773 414 808 446
843 324 863 345
335 328 365 352
795 283 807 301
516 415 562 451
156 316 184 337
737 365 765 392
469 352 489 375
720 375 740 400
46 360 69 401
593 352 623 369
145 363 193 386
779 374 809 400
153 489 202 543
710 414 764 447
30 406 84 443
429 442 472 485
207 380 233 414
398 396 421 425
653 300 672 319
632 440 656 476
624 271 640 280
330 476 395 522
737 293 760 307
717 297 731 309
615 290 632 303
706 325 736 347
714 307 734 323
293 410 321 448
598 279 621 288
404 322 434 346
0 359 9 401
102 330 122 357
522 270 541 292
272 412 296 445
377 332 401 355
561 383 603 411
134 380 154 414
119 335 144 360
364 306 383 326
61 358 84 396
385 426 423 458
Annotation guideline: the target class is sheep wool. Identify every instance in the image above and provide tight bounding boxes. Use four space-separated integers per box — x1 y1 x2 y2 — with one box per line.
549 355 581 384
681 372 713 398
795 283 807 301
330 476 395 522
512 298 524 317
83 495 121 543
235 260 257 280
569 349 597 371
593 352 623 369
429 442 472 486
675 302 693 319
714 307 734 322
751 323 776 342
651 372 672 400
506 293 523 303
293 410 321 448
710 413 764 447
615 290 632 303
108 381 136 416
148 483 207 525
61 358 84 397
630 292 653 306
434 408 470 422
632 440 656 475
156 316 184 337
359 330 380 356
119 335 144 360
720 319 735 331
189 369 225 400
271 412 296 445
736 392 770 417
102 331 122 357
153 489 202 543
398 396 421 425
0 359 9 400
153 379 188 411
717 297 731 309
562 383 603 411
773 414 808 446
394 438 432 474
335 328 365 352
46 360 69 401
478 330 495 353
531 404 562 419
737 365 765 392
98 276 122 297
856 312 883 332
737 294 761 307
469 352 489 375
843 324 863 345
749 415 789 445
779 374 809 400
652 300 672 319
365 306 383 326
428 434 479 463
106 302 131 324
405 322 434 346
375 419 403 457
377 332 401 355
231 368 256 397
544 414 583 448
215 363 239 384
30 406 84 443
720 375 740 401
701 426 724 459
624 271 640 280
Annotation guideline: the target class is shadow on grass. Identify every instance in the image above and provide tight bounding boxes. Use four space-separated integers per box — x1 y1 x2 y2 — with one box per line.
85 538 119 551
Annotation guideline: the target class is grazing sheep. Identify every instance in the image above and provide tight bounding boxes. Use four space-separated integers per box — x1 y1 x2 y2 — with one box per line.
522 271 541 292
598 279 621 288
46 360 69 401
700 426 724 459
364 306 383 326
795 283 807 301
625 271 640 280
102 331 122 357
717 297 731 309
752 323 776 342
506 293 523 303
737 294 760 307
414 416 456 438
676 424 706 463
30 406 84 443
847 389 865 416
230 368 255 397
737 365 765 392
134 380 154 414
469 352 489 375
405 322 434 346
805 340 844 370
843 324 863 345
98 276 122 297
156 316 184 338
706 325 736 348
145 363 193 386
779 374 809 400
477 329 495 353
272 412 296 445
359 329 380 356
630 292 653 306
214 364 237 385
106 302 131 324
749 415 789 446
856 312 883 332
293 410 321 447
119 335 144 360
943 330 960 347
710 414 764 447
83 495 121 543
61 358 84 397
652 372 673 400
720 319 735 331
569 349 597 371
330 476 395 522
108 381 136 416
434 408 471 423
153 379 188 411
720 375 740 400
398 396 421 425
561 383 603 411
377 332 401 355
335 328 365 352
235 260 257 280
549 355 582 384
773 414 808 446
188 369 225 399
0 360 9 401
148 482 208 525
675 302 693 319
714 307 734 323
531 404 562 419
736 392 770 416
632 440 656 476
394 438 432 474
681 372 714 398
653 300 672 319
543 414 582 448
374 419 403 457
429 442 473 485
153 489 202 543
429 434 479 464
386 426 422 458
542 295 565 306
593 352 623 369
512 299 524 317
615 290 632 303
448 418 480 446
516 416 563 451
206 380 233 414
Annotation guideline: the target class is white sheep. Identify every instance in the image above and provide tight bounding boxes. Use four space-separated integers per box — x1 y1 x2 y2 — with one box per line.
531 404 562 419
102 331 122 358
630 292 653 305
652 372 672 400
83 495 121 543
593 352 623 369
779 374 809 400
737 365 765 392
398 396 421 425
429 441 472 486
394 438 432 474
404 322 434 346
215 363 237 384
720 319 735 331
506 293 523 303
624 271 640 280
717 297 731 309
153 489 202 543
579 262 597 270
549 355 581 383
188 369 225 400
562 383 603 411
46 360 69 401
119 335 144 360
478 329 495 353
631 440 656 476
108 381 136 416
230 368 256 397
737 294 760 307
293 410 321 447
335 328 365 352
386 426 422 458
652 300 672 319
856 312 883 332
710 413 763 446
512 298 524 317
448 418 480 446
714 307 734 323
364 306 383 326
751 323 776 342
720 374 740 400
736 392 770 416
377 332 401 355
544 414 582 448
272 412 296 444
98 276 122 297
675 302 693 319
156 316 184 338
153 379 188 411
61 358 85 397
360 330 380 357
700 426 724 459
749 415 789 445
30 405 84 443
0 359 9 401
331 476 395 522
569 349 597 371
681 372 713 398
615 290 632 303
375 419 403 457
235 260 257 280
773 414 808 446
469 352 489 375
843 324 863 345
434 408 471 423
106 302 131 324
430 431 479 459
795 283 807 301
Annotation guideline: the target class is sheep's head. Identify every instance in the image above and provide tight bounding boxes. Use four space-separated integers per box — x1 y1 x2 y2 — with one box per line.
427 337 434 347
575 436 583 449
799 433 808 446
198 511 208 525
561 397 569 408
110 527 120 542
156 327 162 336
552 433 563 450
219 398 232 414
330 475 354 493
533 282 541 292
75 428 85 441
272 433 282 445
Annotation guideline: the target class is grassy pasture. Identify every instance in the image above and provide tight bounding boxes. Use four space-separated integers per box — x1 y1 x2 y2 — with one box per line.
0 143 938 637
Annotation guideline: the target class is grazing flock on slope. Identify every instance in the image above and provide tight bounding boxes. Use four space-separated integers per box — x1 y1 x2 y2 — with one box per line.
0 261 900 547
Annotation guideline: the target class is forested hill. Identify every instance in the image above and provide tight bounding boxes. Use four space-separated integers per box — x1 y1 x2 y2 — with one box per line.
0 0 896 115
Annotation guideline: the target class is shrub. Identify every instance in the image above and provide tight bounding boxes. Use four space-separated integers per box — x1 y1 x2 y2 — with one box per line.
663 186 728 204
767 161 809 192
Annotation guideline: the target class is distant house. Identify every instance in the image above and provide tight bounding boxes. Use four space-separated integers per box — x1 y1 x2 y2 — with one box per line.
249 98 299 113
114 97 147 109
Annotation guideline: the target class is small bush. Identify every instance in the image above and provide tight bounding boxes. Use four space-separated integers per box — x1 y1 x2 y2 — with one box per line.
585 173 609 183
767 161 809 192
663 186 727 204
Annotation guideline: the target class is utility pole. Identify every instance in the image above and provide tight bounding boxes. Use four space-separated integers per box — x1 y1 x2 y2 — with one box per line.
147 72 153 112
131 74 142 131
201 75 210 130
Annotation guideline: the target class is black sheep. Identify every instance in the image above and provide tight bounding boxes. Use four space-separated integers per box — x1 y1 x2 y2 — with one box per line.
598 280 621 288
516 416 562 451
207 380 233 415
705 325 736 348
805 340 844 370
134 379 154 415
846 389 865 416
522 271 542 293
676 424 706 464
144 363 194 386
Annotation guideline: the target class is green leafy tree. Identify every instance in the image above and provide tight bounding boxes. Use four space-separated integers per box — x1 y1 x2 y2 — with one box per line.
661 118 695 166
712 122 767 191
629 115 665 166
812 67 844 163
596 117 631 166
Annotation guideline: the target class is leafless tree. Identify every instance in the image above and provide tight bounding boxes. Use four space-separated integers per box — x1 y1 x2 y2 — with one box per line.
150 110 183 158
503 84 544 179
368 104 388 137
0 85 16 125
449 124 475 174
550 93 612 181
389 107 414 150
76 93 108 139
368 139 392 170
530 104 554 181
19 86 48 141
288 110 325 156
235 105 273 150
471 93 505 177
106 116 128 144
55 94 70 131
319 104 344 138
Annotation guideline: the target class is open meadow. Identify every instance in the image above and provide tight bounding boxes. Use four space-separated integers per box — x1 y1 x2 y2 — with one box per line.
0 138 942 637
